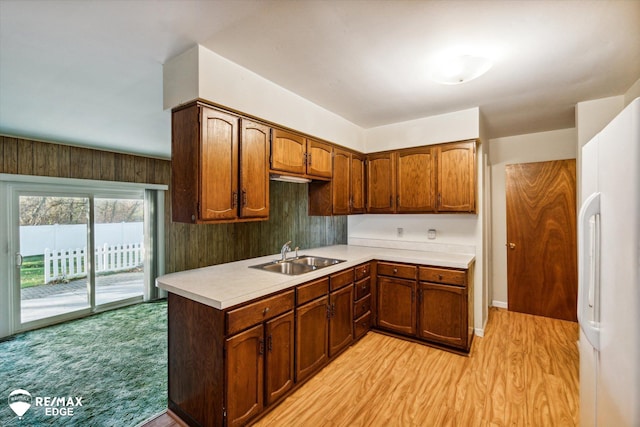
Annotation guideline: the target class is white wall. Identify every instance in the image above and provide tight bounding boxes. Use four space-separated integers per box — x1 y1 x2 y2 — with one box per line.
489 128 577 307
164 45 365 151
625 77 640 106
363 108 480 152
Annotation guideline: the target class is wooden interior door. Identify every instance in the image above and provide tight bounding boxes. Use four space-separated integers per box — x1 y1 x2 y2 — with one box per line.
506 159 577 321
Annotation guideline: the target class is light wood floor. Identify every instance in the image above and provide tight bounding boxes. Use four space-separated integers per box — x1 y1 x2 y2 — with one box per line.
145 307 579 426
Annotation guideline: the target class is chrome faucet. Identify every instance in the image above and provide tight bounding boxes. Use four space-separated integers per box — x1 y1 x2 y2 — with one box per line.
280 241 292 262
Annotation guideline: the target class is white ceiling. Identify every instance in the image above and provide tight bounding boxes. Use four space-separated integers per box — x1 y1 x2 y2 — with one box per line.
1 0 639 158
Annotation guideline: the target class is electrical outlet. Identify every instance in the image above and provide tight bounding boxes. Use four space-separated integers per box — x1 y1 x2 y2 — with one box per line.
397 227 404 238
428 229 436 239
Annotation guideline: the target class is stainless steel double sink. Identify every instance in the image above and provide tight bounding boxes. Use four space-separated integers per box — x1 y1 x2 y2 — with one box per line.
250 255 346 276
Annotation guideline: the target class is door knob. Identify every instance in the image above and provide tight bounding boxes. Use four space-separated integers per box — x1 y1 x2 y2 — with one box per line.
507 242 516 249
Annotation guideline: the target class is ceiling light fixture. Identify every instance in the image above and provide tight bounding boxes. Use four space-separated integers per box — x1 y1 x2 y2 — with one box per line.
430 54 493 85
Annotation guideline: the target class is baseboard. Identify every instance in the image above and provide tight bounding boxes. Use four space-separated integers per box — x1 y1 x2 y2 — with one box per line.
492 300 508 309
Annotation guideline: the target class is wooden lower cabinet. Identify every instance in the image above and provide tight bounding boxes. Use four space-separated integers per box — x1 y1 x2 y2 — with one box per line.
264 312 295 405
167 261 473 427
226 310 294 426
295 295 329 382
375 262 474 353
329 284 354 357
377 276 416 336
418 282 467 349
225 324 264 426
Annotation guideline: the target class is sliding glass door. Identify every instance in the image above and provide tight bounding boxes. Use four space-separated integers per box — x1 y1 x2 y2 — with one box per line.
18 194 92 323
13 187 146 331
94 197 144 306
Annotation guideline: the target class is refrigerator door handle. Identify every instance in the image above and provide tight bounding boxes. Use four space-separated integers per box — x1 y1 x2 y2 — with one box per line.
578 192 601 350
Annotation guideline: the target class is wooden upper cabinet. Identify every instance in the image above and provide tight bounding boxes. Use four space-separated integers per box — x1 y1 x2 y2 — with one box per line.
306 139 333 179
350 153 366 214
270 130 333 179
332 148 351 215
240 120 270 219
308 147 365 216
171 102 271 224
396 147 435 213
200 107 239 221
366 152 396 213
271 129 306 175
436 141 476 213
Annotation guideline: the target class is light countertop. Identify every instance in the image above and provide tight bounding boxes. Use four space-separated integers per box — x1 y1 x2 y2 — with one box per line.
156 244 475 310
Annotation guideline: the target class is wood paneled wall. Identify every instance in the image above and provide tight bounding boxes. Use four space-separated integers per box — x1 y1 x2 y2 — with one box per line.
0 136 347 274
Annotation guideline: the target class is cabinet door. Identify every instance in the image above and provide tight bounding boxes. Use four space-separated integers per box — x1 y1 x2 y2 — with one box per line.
350 153 366 214
377 276 416 335
367 152 396 213
397 147 435 212
265 311 294 406
418 282 467 349
271 128 306 175
225 324 264 427
329 284 354 357
296 296 329 382
437 141 476 212
200 107 239 221
332 148 351 215
307 139 333 178
240 120 270 218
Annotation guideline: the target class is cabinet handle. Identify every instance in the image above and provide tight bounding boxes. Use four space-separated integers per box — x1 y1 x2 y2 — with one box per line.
331 303 336 317
438 193 442 206
308 153 312 166
362 283 367 290
326 304 331 319
263 307 270 316
393 268 398 274
438 274 443 281
267 335 273 352
389 195 393 207
396 195 400 206
418 289 422 302
259 339 264 355
303 152 308 165
232 191 238 208
242 189 247 207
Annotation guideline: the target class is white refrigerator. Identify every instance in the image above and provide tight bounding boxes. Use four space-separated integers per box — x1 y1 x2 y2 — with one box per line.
578 97 639 427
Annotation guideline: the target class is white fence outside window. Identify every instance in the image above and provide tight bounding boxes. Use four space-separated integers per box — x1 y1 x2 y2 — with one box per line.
44 242 144 284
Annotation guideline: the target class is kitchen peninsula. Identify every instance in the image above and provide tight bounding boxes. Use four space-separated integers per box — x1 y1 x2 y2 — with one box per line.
157 244 475 427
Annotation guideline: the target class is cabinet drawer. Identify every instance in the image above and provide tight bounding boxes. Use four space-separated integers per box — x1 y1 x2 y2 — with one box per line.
296 277 329 306
354 311 371 340
226 290 294 335
330 268 355 291
419 267 467 286
355 263 371 281
354 277 371 300
354 294 371 319
377 262 416 280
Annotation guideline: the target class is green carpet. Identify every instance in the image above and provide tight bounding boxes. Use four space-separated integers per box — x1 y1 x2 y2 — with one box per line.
1 300 167 426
